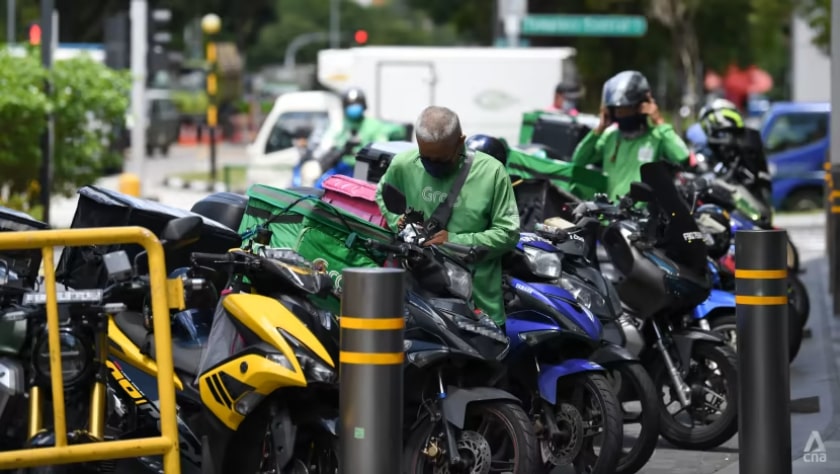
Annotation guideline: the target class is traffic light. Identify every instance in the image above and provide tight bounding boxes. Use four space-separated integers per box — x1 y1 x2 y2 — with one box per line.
148 9 173 79
354 29 368 45
28 23 41 46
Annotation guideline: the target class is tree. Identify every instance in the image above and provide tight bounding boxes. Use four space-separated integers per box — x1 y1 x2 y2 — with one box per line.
798 0 830 53
0 48 130 212
248 0 456 69
648 0 702 114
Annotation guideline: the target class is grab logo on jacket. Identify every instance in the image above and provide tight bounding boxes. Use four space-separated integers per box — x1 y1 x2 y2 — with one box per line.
421 186 463 208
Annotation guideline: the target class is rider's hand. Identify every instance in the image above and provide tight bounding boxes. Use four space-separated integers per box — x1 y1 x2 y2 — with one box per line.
397 215 406 231
639 97 664 126
595 106 610 135
423 230 449 247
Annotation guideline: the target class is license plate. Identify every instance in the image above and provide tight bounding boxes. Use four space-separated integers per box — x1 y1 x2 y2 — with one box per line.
23 290 104 305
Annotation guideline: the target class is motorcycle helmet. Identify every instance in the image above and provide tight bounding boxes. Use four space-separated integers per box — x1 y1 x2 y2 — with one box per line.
694 204 732 260
341 87 367 121
466 134 509 166
602 70 651 135
698 99 744 136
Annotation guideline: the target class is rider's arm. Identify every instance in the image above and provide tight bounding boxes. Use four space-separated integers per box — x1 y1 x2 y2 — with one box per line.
571 129 606 167
375 152 409 231
447 164 520 259
655 124 691 166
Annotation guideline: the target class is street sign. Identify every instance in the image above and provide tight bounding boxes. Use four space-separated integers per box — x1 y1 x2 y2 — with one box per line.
522 14 648 37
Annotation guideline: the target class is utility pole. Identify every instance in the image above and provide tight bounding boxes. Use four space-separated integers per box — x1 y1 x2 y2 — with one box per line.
829 0 840 315
38 0 54 224
129 0 147 190
330 0 340 48
6 0 14 44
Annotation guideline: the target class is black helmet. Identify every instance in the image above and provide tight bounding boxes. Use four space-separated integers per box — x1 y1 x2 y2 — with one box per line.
602 71 651 108
466 134 509 166
341 87 367 109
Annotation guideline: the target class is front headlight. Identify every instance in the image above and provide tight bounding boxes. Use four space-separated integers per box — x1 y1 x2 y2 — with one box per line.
35 329 91 387
300 160 324 186
446 311 509 345
557 276 610 318
296 351 337 384
767 162 777 176
276 329 337 384
444 261 473 301
524 246 562 279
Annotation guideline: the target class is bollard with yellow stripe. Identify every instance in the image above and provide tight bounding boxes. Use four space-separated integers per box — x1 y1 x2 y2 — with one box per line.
734 229 791 474
339 267 405 474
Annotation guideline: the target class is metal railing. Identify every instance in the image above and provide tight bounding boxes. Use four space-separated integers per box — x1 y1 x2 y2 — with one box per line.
0 226 180 472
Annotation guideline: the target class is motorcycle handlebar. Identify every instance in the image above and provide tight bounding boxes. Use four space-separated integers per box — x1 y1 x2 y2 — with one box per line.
190 252 236 265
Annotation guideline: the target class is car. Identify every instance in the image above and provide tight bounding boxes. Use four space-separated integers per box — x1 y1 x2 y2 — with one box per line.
761 101 829 211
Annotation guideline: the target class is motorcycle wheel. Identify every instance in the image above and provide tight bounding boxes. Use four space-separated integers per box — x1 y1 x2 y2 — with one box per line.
711 309 802 363
541 373 623 474
788 275 811 328
403 401 539 474
651 342 738 450
605 363 660 474
292 433 339 474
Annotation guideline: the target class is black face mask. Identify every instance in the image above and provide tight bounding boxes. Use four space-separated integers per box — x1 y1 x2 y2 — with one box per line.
614 114 647 133
420 157 457 178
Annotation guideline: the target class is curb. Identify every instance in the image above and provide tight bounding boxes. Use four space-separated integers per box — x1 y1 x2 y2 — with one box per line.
161 176 228 193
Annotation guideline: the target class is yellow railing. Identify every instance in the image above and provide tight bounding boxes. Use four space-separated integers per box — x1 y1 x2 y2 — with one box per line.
0 227 180 472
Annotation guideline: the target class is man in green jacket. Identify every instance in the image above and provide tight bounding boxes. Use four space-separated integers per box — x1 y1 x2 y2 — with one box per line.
375 106 521 326
572 70 690 200
334 87 408 166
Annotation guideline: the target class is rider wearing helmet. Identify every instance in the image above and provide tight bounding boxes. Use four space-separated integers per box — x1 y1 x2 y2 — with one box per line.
571 70 690 200
698 98 744 135
466 134 510 166
332 86 409 166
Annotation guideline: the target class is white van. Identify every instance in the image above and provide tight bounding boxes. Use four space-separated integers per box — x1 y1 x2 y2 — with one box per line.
245 91 344 188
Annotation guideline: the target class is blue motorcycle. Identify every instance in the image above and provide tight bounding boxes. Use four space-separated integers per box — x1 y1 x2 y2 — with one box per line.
503 230 660 474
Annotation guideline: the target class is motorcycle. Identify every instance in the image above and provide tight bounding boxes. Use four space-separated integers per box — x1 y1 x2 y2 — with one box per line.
570 162 740 451
525 220 661 474
373 184 541 473
101 216 341 474
292 129 360 189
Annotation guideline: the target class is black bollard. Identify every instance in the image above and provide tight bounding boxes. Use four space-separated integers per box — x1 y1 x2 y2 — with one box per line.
339 267 405 474
735 230 791 474
831 165 840 316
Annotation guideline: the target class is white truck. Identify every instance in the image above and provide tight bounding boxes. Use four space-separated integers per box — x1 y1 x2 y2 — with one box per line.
246 46 578 188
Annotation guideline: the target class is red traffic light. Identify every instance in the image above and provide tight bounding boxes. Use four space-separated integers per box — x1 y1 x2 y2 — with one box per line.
29 23 42 45
354 29 368 45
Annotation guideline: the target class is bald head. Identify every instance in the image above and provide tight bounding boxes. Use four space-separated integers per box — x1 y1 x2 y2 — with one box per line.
414 106 462 146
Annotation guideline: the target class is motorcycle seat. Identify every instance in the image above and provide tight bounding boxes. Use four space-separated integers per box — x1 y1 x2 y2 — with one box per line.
114 311 203 376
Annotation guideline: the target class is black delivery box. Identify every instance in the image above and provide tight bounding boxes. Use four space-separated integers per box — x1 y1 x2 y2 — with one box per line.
0 206 50 288
353 141 417 183
530 114 592 162
56 186 242 290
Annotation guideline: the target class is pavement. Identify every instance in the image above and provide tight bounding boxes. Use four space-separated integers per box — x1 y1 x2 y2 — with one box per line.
42 147 840 473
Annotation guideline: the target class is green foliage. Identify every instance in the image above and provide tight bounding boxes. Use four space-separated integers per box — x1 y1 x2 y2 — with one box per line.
798 0 830 53
0 48 130 210
248 0 457 68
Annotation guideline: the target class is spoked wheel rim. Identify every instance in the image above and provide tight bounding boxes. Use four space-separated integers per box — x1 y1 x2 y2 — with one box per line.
661 352 731 431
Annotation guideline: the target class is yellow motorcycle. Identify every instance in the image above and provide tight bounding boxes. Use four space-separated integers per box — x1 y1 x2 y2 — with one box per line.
102 220 340 473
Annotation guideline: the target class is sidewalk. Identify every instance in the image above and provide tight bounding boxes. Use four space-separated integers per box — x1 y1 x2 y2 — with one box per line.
715 255 840 473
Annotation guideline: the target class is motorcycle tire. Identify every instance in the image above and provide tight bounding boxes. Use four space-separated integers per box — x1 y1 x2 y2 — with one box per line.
651 342 739 450
607 362 660 474
788 275 811 329
546 373 623 474
710 310 802 363
403 401 539 474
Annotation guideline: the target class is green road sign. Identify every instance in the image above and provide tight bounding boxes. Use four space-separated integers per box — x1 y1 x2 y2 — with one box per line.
522 14 648 37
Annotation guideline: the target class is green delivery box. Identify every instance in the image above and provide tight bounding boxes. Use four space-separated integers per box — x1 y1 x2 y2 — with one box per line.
505 148 607 200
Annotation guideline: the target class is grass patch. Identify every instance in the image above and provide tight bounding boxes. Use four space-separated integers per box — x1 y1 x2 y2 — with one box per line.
171 165 248 192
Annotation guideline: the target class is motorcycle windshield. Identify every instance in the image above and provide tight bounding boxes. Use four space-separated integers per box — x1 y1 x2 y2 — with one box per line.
640 162 709 273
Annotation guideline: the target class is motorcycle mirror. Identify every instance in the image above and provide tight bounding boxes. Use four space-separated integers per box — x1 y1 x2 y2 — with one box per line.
628 182 654 202
382 183 407 215
160 216 203 249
